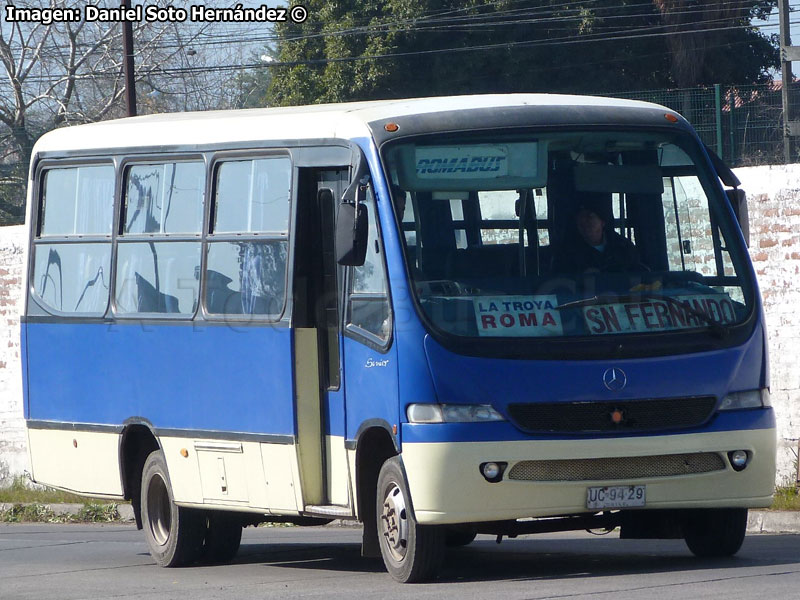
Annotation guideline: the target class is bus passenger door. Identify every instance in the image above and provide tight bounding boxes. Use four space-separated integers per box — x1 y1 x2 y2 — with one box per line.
293 169 350 511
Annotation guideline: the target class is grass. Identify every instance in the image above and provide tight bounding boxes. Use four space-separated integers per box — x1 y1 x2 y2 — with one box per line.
0 477 87 504
0 502 121 523
0 477 124 523
769 486 800 511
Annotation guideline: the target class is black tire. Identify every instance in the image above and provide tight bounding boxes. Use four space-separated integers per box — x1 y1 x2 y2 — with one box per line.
376 457 445 583
201 512 243 564
684 508 748 557
445 527 477 547
140 450 205 567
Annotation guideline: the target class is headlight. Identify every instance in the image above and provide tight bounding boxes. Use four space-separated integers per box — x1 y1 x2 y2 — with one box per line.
718 389 770 411
407 404 505 423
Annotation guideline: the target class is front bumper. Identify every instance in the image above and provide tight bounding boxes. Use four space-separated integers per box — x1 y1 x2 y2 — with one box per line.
401 426 776 525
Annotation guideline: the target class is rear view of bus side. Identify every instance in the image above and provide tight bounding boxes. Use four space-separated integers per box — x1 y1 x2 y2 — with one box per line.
22 95 775 583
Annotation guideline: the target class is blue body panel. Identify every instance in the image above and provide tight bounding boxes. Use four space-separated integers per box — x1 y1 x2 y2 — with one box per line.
342 336 399 439
422 324 766 409
323 379 346 438
357 137 439 446
338 138 403 440
25 321 296 435
21 322 30 420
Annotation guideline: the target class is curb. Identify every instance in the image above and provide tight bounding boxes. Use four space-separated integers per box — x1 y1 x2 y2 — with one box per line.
3 504 799 533
746 510 800 534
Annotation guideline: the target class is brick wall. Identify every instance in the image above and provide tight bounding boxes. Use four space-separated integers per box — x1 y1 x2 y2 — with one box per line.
0 225 27 485
0 164 798 486
737 165 800 484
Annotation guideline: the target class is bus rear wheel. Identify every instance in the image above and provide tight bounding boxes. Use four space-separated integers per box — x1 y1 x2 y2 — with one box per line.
201 512 242 564
141 450 205 567
684 508 748 557
376 457 444 583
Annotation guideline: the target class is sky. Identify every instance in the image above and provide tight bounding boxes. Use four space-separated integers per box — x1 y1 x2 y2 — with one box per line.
756 2 800 54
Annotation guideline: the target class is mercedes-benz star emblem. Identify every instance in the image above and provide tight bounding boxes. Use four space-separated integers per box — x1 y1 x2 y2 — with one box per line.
603 367 627 391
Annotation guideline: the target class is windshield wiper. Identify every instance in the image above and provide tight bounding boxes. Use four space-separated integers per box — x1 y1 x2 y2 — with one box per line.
555 294 621 311
555 293 730 338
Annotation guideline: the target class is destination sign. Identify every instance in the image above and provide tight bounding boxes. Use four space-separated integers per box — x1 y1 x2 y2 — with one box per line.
582 294 737 335
474 295 563 337
415 145 510 179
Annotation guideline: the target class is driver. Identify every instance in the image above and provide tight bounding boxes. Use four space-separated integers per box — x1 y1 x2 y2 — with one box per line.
552 191 641 273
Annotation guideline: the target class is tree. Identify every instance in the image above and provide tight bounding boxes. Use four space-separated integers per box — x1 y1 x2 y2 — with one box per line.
655 0 777 88
0 0 256 224
262 0 779 107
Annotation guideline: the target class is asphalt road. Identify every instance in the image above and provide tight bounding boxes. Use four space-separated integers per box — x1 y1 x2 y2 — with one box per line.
2 523 800 600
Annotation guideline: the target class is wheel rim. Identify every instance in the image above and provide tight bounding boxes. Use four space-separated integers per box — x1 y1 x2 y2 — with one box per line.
146 473 172 547
380 483 409 562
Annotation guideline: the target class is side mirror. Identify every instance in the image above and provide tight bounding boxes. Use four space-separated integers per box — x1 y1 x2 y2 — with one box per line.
725 188 749 247
333 186 368 266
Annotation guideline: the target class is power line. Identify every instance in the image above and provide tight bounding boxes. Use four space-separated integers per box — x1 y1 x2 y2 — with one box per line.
143 19 798 78
1 3 791 85
1 0 771 52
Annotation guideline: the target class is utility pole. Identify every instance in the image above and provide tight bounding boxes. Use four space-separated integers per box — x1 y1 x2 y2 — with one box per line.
121 0 137 117
779 0 796 163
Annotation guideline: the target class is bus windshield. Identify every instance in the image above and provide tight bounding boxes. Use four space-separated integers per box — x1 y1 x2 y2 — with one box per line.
383 129 754 341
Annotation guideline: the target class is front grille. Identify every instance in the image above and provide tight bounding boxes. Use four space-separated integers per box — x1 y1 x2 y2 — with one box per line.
507 397 717 434
507 452 726 482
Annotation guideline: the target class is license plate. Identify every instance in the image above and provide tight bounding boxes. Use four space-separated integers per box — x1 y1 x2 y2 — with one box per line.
586 485 646 509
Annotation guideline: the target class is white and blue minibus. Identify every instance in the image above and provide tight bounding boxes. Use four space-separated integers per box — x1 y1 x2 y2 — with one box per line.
22 95 775 582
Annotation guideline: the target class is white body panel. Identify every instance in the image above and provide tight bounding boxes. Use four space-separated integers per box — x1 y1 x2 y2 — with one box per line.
402 428 776 524
27 428 124 498
325 435 352 507
26 427 352 516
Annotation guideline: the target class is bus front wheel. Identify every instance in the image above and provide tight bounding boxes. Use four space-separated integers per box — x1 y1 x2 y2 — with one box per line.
684 508 748 557
376 457 445 583
141 450 205 567
445 527 477 547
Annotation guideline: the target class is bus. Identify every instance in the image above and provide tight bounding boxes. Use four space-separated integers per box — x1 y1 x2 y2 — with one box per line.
22 95 775 582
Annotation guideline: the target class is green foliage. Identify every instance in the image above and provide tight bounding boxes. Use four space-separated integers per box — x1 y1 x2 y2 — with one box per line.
770 486 800 511
76 502 121 522
0 477 86 504
0 477 123 523
0 504 65 523
261 0 779 107
0 502 121 523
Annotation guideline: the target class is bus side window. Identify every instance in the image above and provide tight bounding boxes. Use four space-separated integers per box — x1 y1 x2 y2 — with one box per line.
663 174 716 276
347 187 390 344
32 165 115 315
115 161 204 316
205 156 291 318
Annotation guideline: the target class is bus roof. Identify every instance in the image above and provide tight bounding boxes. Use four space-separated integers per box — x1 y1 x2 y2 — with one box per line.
32 94 673 155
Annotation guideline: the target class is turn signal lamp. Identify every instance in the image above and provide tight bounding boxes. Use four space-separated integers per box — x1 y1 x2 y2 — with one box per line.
665 113 679 123
384 122 399 132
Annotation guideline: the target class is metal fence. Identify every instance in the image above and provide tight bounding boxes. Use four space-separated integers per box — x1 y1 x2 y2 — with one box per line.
605 82 800 167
